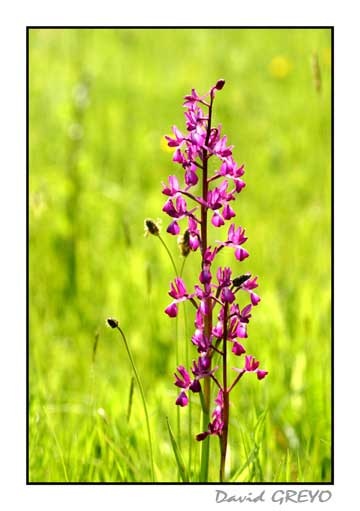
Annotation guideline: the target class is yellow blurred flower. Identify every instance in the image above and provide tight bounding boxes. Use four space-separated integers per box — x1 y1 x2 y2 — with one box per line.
160 134 174 153
269 56 292 79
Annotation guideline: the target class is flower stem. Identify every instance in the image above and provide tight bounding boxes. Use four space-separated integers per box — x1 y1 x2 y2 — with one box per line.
210 373 223 390
219 303 229 482
228 371 244 393
158 232 182 465
199 95 214 483
180 257 186 278
158 234 179 276
179 189 205 207
115 325 155 481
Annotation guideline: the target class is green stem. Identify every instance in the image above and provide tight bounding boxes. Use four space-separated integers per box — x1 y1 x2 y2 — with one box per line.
199 378 211 482
158 234 178 276
159 234 181 462
116 325 155 481
180 257 186 278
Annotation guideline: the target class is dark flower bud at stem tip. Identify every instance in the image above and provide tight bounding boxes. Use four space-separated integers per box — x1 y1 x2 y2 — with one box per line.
215 79 225 90
145 219 160 236
107 317 119 329
232 273 251 287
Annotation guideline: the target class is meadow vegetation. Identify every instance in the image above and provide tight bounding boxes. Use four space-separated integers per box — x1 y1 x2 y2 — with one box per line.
29 28 332 482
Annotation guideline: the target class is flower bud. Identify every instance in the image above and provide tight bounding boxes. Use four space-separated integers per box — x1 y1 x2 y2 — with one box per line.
106 317 118 329
215 79 225 90
144 218 160 236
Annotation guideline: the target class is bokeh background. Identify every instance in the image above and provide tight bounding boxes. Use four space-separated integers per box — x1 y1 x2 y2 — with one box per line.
29 28 332 482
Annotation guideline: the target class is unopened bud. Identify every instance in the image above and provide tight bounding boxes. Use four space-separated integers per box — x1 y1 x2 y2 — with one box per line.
215 79 225 90
106 317 119 329
232 273 251 287
144 218 160 236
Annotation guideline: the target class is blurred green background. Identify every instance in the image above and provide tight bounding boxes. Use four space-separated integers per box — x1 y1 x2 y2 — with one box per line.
29 28 332 482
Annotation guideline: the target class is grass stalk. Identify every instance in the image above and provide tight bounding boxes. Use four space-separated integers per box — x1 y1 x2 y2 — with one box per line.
158 234 178 276
115 325 155 481
157 233 182 467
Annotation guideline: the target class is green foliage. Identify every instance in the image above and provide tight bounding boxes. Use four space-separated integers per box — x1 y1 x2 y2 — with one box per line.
29 28 332 482
166 417 189 482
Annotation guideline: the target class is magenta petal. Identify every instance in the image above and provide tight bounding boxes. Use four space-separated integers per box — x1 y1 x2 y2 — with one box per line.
253 359 260 370
165 138 178 148
250 292 261 305
167 220 180 235
192 328 204 345
232 342 246 356
245 356 260 371
234 179 246 192
256 370 268 380
242 276 259 291
240 304 252 319
212 212 225 227
212 321 224 338
175 365 191 388
189 379 201 393
185 169 198 186
245 355 253 371
165 303 178 318
173 148 185 164
188 216 197 230
222 204 236 220
162 198 176 217
221 287 235 303
195 309 204 329
173 125 184 140
169 174 179 190
228 223 235 238
236 323 248 338
176 391 189 407
235 247 249 261
162 184 172 196
189 234 200 251
175 277 187 297
200 299 210 316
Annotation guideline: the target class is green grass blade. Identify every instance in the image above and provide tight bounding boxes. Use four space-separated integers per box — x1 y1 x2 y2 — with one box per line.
127 376 135 423
230 409 267 482
230 444 259 482
166 417 189 482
